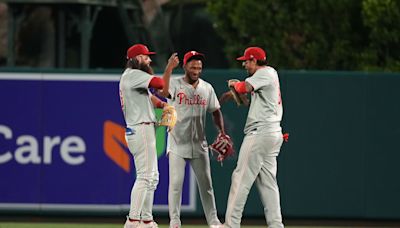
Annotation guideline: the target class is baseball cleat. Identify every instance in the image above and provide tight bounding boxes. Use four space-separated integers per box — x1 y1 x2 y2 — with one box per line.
124 217 140 228
140 221 158 228
210 224 224 228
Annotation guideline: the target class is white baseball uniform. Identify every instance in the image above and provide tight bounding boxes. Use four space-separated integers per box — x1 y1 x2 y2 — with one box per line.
225 66 284 228
167 77 221 227
119 68 159 221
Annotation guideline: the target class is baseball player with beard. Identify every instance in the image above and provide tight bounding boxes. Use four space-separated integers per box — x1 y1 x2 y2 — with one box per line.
159 51 227 228
220 47 285 228
120 44 179 228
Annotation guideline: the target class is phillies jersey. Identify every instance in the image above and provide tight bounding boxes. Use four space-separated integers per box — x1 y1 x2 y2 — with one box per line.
119 68 156 127
167 77 220 158
244 66 282 134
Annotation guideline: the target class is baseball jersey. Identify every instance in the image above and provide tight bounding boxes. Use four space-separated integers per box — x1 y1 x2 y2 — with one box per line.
244 66 282 134
119 68 156 127
167 77 220 159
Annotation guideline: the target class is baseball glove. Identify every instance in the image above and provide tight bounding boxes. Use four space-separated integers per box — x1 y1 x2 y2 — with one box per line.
159 104 177 132
228 79 249 106
210 133 234 162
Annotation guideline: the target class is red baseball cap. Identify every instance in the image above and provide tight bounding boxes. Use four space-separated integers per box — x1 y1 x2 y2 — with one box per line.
236 47 266 61
126 44 156 59
183 51 205 66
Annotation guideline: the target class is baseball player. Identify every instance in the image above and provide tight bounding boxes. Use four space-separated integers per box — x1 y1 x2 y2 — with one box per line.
119 44 179 228
221 47 285 228
159 51 226 228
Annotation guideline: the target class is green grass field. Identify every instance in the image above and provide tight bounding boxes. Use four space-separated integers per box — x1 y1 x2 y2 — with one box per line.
0 223 375 228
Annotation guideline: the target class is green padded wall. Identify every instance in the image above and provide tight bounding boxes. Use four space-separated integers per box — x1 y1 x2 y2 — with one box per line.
200 70 400 220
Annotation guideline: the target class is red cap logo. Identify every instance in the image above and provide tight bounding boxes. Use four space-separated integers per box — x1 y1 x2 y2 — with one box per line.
183 51 205 66
236 47 266 61
127 44 156 59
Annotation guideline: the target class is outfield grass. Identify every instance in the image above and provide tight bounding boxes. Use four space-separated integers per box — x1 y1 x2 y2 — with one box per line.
0 223 119 228
0 223 370 228
5 224 185 228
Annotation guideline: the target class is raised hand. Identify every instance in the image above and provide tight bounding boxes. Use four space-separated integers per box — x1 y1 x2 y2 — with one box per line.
166 52 180 70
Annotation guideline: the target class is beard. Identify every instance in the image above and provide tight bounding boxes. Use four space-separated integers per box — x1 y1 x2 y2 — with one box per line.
247 69 256 77
127 59 154 75
139 62 154 75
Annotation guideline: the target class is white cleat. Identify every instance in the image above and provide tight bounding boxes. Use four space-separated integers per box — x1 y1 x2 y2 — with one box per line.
140 221 158 228
210 224 224 228
123 217 141 228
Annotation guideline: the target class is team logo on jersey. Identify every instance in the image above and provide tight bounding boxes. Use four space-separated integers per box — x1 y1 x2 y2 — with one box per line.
176 92 206 107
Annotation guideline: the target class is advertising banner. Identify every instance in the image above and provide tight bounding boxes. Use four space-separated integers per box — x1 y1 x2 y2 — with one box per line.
0 72 196 213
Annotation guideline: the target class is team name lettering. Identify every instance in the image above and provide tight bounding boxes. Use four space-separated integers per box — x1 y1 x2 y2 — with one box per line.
177 92 207 107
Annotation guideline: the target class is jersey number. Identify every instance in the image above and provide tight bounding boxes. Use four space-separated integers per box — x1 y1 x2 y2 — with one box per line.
119 89 124 110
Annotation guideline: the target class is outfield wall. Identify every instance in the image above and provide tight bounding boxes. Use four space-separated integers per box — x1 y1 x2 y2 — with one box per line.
1 70 400 220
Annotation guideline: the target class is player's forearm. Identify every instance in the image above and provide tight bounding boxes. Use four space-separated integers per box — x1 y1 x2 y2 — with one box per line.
212 109 225 135
232 81 253 94
160 53 179 98
150 95 167 108
160 67 172 98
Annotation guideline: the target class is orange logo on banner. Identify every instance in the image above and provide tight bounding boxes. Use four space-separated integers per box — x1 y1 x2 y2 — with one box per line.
103 120 130 173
